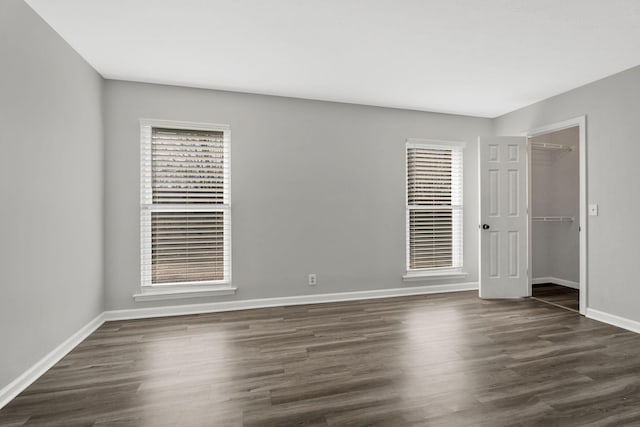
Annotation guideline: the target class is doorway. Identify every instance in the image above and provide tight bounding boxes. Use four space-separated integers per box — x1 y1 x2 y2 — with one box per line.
526 117 587 314
477 116 587 314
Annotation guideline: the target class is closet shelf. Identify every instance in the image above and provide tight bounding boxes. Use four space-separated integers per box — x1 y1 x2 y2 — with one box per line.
530 142 573 152
532 216 574 222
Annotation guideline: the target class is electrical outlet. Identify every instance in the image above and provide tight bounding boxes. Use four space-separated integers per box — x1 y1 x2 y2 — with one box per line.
308 274 317 286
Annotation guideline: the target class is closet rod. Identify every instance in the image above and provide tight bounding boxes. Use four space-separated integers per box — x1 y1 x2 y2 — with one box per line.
532 216 574 222
530 141 573 152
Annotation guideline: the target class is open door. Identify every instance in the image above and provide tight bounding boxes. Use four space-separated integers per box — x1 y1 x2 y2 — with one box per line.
479 136 528 298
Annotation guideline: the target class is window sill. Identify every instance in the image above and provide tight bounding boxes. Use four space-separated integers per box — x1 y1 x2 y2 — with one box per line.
133 285 237 302
402 270 468 282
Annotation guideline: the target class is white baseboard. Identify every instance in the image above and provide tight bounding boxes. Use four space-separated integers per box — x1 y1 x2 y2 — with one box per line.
104 282 478 321
586 308 640 334
0 313 105 410
1 282 477 409
532 276 579 290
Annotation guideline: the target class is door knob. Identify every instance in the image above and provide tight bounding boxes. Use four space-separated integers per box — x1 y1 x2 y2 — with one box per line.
482 224 490 230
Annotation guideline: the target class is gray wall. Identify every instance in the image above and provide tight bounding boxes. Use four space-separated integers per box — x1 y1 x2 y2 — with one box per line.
0 0 104 390
494 65 640 321
531 127 580 283
104 80 491 310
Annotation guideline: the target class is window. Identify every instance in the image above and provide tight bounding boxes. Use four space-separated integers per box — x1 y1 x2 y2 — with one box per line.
406 139 464 276
140 120 231 291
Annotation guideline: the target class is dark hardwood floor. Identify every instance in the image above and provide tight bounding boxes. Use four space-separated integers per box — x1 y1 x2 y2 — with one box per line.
3 291 640 426
532 283 580 312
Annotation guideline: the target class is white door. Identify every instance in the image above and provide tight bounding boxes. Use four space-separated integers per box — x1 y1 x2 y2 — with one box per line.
479 136 528 298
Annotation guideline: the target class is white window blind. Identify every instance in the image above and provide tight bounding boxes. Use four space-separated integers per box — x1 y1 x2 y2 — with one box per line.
140 121 231 287
406 141 463 271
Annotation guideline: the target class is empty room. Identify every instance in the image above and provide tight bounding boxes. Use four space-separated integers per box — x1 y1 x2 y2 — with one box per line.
3 0 640 425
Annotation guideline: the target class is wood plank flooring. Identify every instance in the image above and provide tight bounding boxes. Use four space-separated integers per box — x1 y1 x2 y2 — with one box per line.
532 283 580 312
3 291 640 426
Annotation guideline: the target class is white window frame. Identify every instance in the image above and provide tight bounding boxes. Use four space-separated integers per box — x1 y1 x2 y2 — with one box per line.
136 119 235 301
404 138 467 281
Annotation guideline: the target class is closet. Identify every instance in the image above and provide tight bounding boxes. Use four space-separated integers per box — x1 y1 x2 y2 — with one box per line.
530 126 580 311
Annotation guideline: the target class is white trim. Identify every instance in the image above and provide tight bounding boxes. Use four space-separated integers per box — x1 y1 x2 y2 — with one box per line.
133 285 237 302
406 138 467 150
139 118 231 132
139 118 232 288
405 139 465 273
578 117 587 315
532 277 579 290
0 313 105 410
586 308 640 334
107 283 478 321
403 270 468 282
524 115 587 315
524 117 583 137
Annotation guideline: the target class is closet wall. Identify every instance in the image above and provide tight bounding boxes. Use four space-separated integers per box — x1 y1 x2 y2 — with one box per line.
531 127 579 286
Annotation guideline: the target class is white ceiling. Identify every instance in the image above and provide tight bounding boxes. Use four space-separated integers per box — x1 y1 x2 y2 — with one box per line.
25 0 640 118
